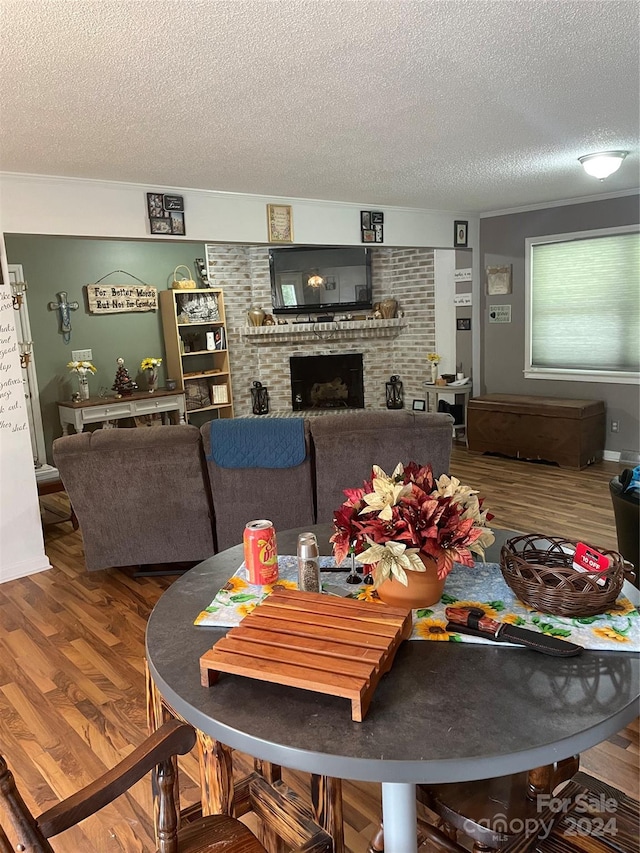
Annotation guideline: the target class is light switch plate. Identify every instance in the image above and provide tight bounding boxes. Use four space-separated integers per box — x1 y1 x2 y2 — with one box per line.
72 349 92 361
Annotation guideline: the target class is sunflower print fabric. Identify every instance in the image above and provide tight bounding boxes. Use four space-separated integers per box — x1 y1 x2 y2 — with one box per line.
194 557 639 652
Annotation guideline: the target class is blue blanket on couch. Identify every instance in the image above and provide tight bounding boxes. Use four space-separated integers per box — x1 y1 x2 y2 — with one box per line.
207 418 306 468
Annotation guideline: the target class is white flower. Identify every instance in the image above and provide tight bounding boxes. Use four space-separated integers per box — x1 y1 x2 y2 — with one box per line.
356 538 425 587
67 360 96 375
359 464 412 521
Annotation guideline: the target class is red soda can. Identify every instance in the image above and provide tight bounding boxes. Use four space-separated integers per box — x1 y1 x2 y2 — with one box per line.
243 520 278 585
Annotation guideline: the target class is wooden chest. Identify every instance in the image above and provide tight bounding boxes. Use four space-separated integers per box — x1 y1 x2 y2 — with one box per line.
467 394 606 469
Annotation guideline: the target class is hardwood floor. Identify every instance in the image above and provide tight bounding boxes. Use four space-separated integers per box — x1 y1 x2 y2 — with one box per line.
0 447 636 851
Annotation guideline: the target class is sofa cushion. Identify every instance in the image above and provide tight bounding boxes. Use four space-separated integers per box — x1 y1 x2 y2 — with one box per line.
309 411 454 523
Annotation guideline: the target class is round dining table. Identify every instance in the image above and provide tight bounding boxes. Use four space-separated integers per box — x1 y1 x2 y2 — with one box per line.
146 525 640 853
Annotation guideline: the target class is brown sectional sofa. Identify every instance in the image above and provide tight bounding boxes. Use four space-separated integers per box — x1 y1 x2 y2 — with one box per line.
53 410 453 571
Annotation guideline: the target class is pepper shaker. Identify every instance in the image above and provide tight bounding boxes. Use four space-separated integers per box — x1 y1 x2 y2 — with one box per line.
297 532 321 593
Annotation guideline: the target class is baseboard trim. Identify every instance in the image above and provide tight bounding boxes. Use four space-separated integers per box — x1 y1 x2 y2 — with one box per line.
0 555 52 583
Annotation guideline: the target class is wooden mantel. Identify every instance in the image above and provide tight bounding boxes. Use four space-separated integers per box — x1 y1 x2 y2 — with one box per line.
237 317 407 344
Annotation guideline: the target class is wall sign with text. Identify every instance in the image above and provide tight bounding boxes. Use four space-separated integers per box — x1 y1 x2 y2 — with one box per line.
267 204 293 242
488 304 512 323
86 284 158 314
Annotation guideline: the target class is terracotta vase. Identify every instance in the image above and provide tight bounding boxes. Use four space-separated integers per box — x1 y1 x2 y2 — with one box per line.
375 553 445 609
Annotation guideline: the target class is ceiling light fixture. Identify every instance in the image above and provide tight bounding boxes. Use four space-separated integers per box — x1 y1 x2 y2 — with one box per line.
307 274 325 288
578 150 628 180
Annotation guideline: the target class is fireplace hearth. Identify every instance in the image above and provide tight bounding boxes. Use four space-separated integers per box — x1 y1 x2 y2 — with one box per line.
290 354 364 411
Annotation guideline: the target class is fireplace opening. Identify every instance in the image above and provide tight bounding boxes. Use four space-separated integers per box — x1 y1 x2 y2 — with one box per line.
290 354 364 411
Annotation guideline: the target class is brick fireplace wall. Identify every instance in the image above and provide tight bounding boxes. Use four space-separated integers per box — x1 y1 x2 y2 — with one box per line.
206 244 435 415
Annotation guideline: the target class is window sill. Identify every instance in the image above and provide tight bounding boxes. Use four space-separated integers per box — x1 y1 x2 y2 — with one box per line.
524 369 639 385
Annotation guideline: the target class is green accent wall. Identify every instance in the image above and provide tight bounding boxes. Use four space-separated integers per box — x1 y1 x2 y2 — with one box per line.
4 235 206 462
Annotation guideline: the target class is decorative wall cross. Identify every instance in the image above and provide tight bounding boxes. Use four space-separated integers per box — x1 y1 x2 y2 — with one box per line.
48 291 79 343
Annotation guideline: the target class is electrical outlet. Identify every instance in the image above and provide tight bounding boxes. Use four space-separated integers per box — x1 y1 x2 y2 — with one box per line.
71 349 92 362
610 420 620 433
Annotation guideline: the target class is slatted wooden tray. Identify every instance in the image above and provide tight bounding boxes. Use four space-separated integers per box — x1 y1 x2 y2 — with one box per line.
199 588 413 721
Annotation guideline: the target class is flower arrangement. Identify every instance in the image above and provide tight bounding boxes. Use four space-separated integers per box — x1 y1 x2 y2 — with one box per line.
67 360 96 375
331 462 494 587
140 357 162 371
426 353 441 364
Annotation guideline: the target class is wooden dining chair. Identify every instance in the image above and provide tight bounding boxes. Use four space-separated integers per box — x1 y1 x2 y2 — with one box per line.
146 665 337 853
0 719 327 853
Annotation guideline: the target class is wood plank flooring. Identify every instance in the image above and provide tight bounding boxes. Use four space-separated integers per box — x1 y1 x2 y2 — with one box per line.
0 446 636 851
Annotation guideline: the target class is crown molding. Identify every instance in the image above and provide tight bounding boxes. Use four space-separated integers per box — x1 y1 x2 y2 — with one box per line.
0 171 475 218
480 188 640 219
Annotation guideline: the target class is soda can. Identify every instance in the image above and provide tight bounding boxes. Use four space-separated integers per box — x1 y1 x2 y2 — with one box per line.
243 519 278 585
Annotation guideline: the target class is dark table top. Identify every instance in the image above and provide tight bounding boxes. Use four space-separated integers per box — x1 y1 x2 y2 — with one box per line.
146 526 639 784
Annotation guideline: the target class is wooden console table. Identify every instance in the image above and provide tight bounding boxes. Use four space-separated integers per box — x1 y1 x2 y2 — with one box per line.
58 389 187 434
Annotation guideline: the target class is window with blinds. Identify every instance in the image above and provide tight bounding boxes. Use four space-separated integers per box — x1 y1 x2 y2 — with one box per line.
525 227 640 382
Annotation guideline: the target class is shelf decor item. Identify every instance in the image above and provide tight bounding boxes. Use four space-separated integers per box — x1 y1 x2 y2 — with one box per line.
247 305 265 326
331 462 494 608
112 357 138 397
67 359 96 401
140 357 162 393
171 265 197 290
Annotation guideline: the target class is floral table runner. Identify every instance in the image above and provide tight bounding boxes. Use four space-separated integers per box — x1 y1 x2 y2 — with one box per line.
194 556 640 652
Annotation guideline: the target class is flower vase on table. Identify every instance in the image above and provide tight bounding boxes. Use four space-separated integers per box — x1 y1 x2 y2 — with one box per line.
145 368 158 393
67 359 97 402
78 375 90 401
140 357 162 393
375 553 445 608
427 352 440 384
331 461 494 609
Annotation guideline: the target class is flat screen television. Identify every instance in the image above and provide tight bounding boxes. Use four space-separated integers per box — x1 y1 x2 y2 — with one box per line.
269 246 372 315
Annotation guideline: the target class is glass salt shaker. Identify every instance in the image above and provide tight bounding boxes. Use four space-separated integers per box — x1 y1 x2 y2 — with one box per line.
297 532 321 593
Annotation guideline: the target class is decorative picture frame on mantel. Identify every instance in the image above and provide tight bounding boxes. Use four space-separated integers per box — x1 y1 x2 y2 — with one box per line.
267 204 293 243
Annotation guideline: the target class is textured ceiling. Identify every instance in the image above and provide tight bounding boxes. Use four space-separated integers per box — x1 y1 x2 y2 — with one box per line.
1 0 638 213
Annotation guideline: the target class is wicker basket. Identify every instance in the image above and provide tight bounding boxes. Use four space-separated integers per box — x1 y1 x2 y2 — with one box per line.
500 534 626 617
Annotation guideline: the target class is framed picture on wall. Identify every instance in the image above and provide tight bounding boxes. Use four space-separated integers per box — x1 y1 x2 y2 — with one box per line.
170 211 186 235
454 220 468 248
147 193 164 218
150 217 172 234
